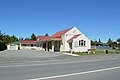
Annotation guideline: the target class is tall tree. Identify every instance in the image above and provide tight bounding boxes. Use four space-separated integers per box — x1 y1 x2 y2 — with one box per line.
107 38 113 47
0 30 4 41
91 40 99 46
91 40 94 46
117 38 120 42
24 37 30 40
31 33 36 40
45 33 49 36
0 30 7 51
98 39 102 43
116 38 120 49
10 35 18 42
0 30 2 40
19 37 24 40
2 35 11 44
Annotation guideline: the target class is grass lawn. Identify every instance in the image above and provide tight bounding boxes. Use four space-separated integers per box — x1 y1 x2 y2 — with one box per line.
72 49 119 55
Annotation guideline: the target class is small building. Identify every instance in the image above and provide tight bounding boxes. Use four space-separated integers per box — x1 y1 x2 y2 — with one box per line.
7 41 20 50
37 27 91 52
20 40 37 50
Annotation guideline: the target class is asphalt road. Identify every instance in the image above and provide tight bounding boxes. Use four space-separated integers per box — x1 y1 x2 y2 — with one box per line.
0 57 120 80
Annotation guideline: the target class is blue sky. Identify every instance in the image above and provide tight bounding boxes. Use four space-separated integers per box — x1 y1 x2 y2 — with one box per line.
0 0 120 42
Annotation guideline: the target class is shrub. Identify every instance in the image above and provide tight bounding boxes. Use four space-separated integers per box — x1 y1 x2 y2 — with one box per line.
0 42 7 51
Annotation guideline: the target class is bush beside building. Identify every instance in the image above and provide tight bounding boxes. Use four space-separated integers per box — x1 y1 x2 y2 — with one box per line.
0 42 7 51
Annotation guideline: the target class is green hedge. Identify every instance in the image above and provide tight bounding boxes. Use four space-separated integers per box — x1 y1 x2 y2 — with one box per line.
0 42 7 51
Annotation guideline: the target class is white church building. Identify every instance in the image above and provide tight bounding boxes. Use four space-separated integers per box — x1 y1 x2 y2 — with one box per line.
37 27 91 52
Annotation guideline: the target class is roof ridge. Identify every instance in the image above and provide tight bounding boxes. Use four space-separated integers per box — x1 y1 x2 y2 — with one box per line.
58 27 72 32
52 27 73 37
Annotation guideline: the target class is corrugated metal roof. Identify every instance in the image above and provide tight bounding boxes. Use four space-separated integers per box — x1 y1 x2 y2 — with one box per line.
20 40 37 44
68 34 81 42
37 28 72 41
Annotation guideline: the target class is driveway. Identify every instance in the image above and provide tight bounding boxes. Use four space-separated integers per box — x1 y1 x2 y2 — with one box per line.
0 50 62 58
0 50 73 63
0 50 120 64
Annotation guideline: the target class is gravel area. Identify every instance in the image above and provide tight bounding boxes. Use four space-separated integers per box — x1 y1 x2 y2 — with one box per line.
0 50 120 64
0 50 71 63
0 50 62 58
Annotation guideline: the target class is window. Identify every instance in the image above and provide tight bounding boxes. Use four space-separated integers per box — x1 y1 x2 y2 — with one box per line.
79 40 86 46
36 43 39 47
22 44 27 46
27 44 31 46
34 44 36 46
31 44 33 47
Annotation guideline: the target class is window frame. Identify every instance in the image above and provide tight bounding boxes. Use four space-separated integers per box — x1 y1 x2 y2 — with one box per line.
79 40 86 47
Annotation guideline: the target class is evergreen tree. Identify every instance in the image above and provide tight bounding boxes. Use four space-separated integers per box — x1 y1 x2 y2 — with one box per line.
117 38 120 42
0 30 7 51
0 30 18 50
91 40 99 46
0 30 4 41
31 33 36 40
0 30 2 41
98 39 102 43
24 37 30 40
45 33 49 36
19 37 24 40
2 35 11 44
10 35 18 42
107 38 113 47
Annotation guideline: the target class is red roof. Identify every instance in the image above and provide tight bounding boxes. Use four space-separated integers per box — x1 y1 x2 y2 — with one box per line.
37 36 51 40
20 40 37 44
52 28 72 38
37 36 61 41
37 28 72 41
68 34 81 42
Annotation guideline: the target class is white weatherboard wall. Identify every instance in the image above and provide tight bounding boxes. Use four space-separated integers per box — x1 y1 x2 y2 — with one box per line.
60 34 65 52
72 34 91 52
63 27 82 51
7 44 18 50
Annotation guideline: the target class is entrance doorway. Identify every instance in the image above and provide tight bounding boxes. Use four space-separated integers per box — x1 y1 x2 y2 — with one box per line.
54 41 60 52
69 43 72 49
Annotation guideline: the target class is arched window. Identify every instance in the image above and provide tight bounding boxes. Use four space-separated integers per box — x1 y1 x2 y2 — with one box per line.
79 40 86 46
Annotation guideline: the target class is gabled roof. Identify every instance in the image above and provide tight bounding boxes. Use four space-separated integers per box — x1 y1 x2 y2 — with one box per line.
68 34 81 42
20 40 37 44
37 28 72 41
7 41 20 45
52 28 72 38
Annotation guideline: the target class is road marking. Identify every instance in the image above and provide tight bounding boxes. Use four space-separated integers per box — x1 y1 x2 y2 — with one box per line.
0 58 117 68
112 58 117 59
28 66 120 80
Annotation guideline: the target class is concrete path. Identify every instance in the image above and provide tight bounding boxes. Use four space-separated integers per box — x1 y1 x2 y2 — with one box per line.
62 53 80 56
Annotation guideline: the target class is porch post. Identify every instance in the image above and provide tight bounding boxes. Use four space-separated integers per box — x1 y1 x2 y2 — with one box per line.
40 42 43 50
41 42 42 50
60 41 62 52
39 42 40 48
52 41 54 52
46 41 48 51
71 42 74 54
